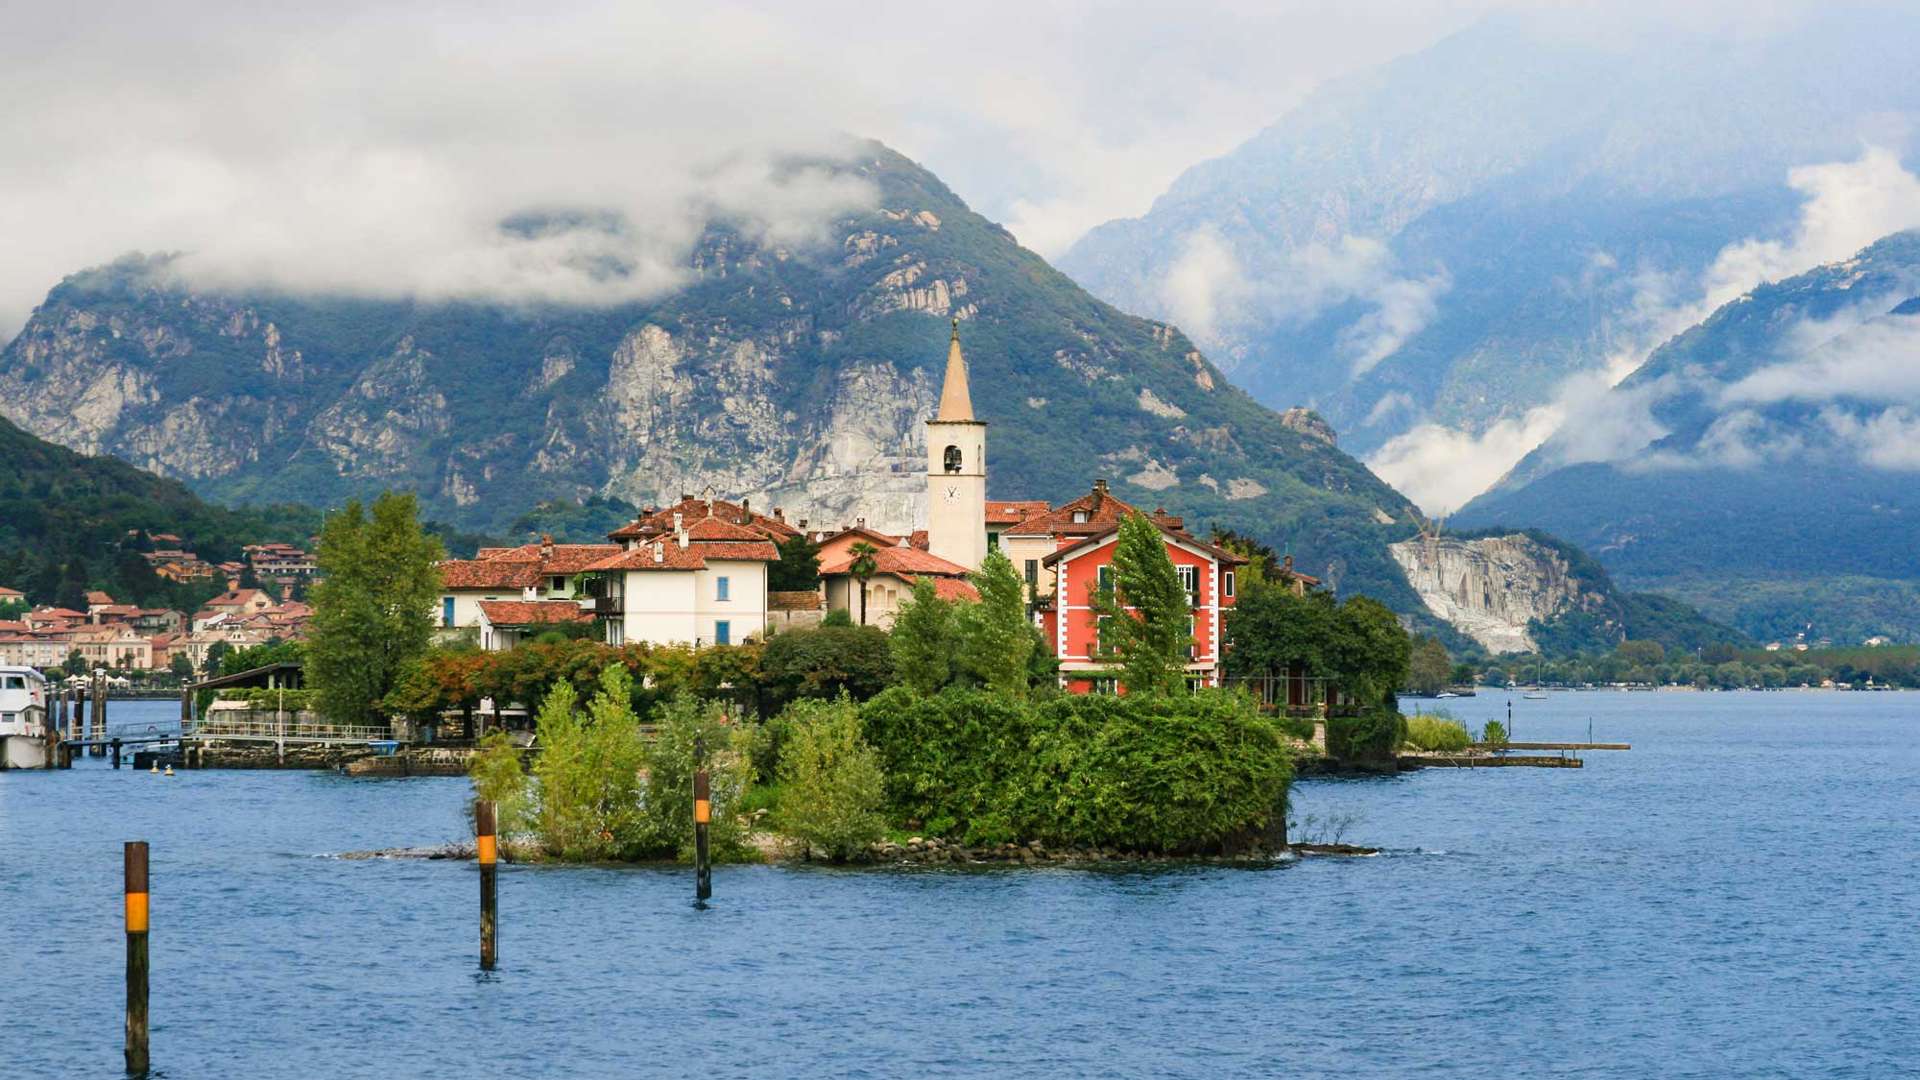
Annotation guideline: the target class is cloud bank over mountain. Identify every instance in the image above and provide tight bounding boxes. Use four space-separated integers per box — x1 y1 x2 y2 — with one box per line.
0 0 1485 338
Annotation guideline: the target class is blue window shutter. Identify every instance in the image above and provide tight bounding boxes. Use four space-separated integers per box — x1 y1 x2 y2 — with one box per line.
715 620 731 646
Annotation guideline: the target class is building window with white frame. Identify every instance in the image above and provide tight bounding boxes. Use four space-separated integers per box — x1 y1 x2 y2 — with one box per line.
1224 570 1235 599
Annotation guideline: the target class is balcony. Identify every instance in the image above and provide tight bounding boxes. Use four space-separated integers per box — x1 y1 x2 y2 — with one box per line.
589 595 623 616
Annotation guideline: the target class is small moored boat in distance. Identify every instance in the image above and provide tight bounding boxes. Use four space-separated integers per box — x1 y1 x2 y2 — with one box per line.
0 666 51 769
1522 690 1549 700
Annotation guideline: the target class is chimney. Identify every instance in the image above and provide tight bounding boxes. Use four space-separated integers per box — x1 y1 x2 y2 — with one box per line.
799 518 809 530
856 516 866 529
653 541 664 564
672 512 683 533
540 533 554 560
680 493 692 504
773 507 785 522
677 520 689 549
1090 478 1107 512
740 496 751 523
227 577 241 592
1282 554 1294 573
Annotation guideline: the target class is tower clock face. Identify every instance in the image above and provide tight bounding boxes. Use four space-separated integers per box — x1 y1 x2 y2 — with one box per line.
944 485 959 502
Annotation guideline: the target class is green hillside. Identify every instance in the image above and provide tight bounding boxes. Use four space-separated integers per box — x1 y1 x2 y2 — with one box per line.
0 415 319 610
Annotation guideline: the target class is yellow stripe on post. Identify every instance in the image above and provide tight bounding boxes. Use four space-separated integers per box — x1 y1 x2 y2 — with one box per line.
694 798 711 825
126 891 149 933
476 835 498 865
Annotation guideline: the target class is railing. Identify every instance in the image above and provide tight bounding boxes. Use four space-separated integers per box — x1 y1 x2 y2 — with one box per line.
191 716 393 743
590 596 623 615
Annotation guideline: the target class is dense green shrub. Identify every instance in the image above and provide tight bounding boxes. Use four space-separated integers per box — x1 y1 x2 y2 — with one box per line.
1326 706 1405 766
860 686 1292 853
775 698 888 860
1480 719 1510 748
635 696 755 862
1403 713 1471 752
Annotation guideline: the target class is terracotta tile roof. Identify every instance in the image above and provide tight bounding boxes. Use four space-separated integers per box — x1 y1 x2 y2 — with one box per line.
204 588 269 607
608 496 801 542
1041 520 1248 568
986 500 1050 526
0 620 26 633
85 590 115 605
32 607 87 620
477 600 594 626
925 577 981 602
769 590 824 611
472 542 624 574
821 546 972 578
907 529 929 551
0 586 24 598
585 539 780 572
439 559 544 589
821 525 903 548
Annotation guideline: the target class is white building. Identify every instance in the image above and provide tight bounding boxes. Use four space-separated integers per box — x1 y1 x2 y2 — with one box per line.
925 318 989 571
585 517 777 647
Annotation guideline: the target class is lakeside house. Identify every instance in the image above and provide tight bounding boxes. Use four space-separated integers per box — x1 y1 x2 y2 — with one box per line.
819 543 978 627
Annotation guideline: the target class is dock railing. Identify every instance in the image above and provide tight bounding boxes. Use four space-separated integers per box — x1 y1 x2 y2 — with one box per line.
190 714 393 744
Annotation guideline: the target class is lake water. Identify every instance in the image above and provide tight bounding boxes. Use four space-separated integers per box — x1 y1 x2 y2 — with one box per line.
2 691 1916 1078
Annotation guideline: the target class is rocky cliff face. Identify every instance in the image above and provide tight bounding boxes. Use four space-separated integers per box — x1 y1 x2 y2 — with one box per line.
1388 533 1608 653
0 142 1422 601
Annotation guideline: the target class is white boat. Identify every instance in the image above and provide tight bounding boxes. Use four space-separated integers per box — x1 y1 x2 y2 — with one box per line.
1522 691 1549 700
0 666 51 769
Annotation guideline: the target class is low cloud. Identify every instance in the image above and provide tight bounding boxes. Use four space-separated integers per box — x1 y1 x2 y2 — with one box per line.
1723 311 1920 405
1820 405 1920 469
1366 352 1653 515
1158 231 1449 373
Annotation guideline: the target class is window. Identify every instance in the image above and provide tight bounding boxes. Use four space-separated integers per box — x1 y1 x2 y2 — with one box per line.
1096 565 1113 595
1024 559 1039 590
1224 570 1235 599
716 575 730 601
1096 614 1113 654
714 620 732 646
1071 510 1089 523
943 445 962 473
550 576 566 592
441 597 455 626
1093 677 1117 695
606 622 624 646
1177 564 1197 593
987 532 999 551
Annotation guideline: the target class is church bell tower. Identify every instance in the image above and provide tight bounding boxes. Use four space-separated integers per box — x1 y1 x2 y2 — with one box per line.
926 318 988 570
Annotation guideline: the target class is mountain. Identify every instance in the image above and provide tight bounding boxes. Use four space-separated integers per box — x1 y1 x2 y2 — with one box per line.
0 142 1424 603
0 414 318 611
1456 230 1920 644
1390 528 1743 656
1058 9 1920 481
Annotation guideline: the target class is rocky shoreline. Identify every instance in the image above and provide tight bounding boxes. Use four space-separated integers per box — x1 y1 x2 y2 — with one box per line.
337 837 1379 865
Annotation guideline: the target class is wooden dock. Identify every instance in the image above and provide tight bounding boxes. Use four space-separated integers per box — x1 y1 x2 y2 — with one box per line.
1402 754 1583 769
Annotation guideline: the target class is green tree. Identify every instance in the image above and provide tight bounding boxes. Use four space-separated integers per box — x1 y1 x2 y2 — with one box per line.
1406 635 1451 696
1326 596 1412 707
168 653 195 680
776 697 887 860
1223 585 1332 679
1090 512 1191 696
889 577 956 695
760 624 895 708
200 641 228 676
768 534 823 592
307 492 444 727
956 550 1032 696
847 541 879 625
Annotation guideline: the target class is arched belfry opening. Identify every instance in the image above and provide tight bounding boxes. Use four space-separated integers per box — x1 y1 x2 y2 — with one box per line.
944 445 963 473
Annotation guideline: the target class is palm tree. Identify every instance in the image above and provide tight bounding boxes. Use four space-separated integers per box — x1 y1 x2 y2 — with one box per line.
848 541 879 625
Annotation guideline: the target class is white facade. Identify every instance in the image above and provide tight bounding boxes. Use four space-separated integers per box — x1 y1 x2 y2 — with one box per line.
610 560 769 647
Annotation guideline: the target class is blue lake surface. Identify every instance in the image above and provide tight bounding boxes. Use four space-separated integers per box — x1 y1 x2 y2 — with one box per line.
3 690 1916 1078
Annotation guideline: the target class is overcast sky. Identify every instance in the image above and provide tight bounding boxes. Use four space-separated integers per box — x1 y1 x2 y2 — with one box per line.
0 0 1510 337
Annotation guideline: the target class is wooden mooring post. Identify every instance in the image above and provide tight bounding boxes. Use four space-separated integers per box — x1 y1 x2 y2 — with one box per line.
124 841 150 1075
693 736 712 903
476 800 498 970
90 671 108 757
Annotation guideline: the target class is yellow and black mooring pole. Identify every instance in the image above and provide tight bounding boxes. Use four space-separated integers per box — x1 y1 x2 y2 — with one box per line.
124 841 150 1075
693 736 712 902
476 800 498 970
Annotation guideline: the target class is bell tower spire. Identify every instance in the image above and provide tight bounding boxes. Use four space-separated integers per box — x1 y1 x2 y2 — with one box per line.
926 318 988 570
935 316 975 421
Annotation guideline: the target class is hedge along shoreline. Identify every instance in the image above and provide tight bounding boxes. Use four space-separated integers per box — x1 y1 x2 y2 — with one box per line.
859 686 1294 855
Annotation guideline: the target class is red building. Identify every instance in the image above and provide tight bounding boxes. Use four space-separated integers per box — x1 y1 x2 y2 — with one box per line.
1023 481 1247 693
